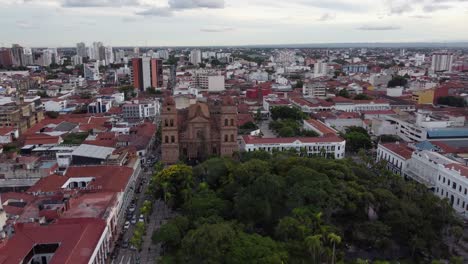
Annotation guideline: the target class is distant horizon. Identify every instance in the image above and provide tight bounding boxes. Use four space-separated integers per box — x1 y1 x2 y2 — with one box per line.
6 41 468 50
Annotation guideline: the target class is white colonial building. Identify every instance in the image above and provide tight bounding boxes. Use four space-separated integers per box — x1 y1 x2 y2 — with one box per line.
405 150 456 188
435 163 468 217
376 142 414 176
240 135 346 159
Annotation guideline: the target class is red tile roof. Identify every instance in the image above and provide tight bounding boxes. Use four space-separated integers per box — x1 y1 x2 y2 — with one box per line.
27 165 133 194
444 163 468 178
305 119 337 136
0 218 106 264
380 143 414 160
24 135 62 145
0 127 16 136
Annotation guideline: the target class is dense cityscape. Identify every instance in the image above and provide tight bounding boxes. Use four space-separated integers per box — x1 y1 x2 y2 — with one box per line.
0 1 468 262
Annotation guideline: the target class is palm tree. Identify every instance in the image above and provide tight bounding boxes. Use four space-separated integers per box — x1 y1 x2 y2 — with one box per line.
305 235 322 264
328 233 342 264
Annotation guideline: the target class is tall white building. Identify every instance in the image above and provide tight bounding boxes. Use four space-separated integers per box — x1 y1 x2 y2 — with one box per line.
72 55 83 66
115 49 126 63
84 62 100 81
431 52 453 72
414 53 425 66
76 42 87 58
313 60 328 77
92 42 104 61
157 50 169 60
105 46 114 65
141 57 152 90
190 49 202 65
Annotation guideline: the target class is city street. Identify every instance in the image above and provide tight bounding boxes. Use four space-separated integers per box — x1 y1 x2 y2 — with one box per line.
259 119 277 138
111 139 175 264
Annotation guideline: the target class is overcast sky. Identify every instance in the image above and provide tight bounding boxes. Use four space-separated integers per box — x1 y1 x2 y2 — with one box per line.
1 0 468 47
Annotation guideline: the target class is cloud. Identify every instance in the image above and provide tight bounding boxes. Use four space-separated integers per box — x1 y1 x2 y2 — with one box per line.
135 7 173 17
168 0 224 9
357 25 401 30
122 17 139 22
410 14 432 18
295 0 366 12
389 3 413 14
200 26 233 32
422 4 453 12
62 0 138 7
317 13 335 21
386 0 414 15
16 20 37 29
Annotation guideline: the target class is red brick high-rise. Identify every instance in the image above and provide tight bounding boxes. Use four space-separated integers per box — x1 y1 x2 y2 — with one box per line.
132 57 163 91
132 58 143 91
0 48 13 68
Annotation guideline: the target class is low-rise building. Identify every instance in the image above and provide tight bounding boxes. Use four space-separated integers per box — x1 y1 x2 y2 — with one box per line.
376 142 414 176
122 99 160 120
240 135 346 159
435 163 468 217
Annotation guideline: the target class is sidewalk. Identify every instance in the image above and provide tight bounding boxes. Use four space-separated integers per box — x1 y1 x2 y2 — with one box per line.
139 200 171 263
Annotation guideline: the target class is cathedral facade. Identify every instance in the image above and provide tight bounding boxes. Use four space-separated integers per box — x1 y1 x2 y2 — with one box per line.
161 97 238 164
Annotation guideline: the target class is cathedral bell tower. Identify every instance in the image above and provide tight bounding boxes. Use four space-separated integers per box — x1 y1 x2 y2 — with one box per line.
161 97 180 164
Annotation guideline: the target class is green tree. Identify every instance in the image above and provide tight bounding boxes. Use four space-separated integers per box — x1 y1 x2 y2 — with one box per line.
437 96 467 107
388 75 408 87
327 233 341 264
304 235 323 264
181 222 236 264
45 111 59 119
353 94 372 100
150 164 194 209
226 232 288 264
337 89 350 98
140 200 153 218
295 80 304 88
279 126 295 137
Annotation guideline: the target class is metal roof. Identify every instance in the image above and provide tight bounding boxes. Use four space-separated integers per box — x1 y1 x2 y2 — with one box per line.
427 128 468 139
72 144 115 160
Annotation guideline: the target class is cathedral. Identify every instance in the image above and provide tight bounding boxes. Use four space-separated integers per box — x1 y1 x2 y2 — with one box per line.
161 96 238 164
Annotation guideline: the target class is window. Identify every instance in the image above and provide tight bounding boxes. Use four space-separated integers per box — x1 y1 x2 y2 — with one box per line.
465 188 467 195
230 134 234 142
443 177 446 183
165 136 169 143
457 198 460 206
224 135 228 142
230 119 234 126
453 182 457 190
171 136 175 143
170 119 174 127
448 179 451 186
224 119 228 126
165 119 168 127
438 175 441 181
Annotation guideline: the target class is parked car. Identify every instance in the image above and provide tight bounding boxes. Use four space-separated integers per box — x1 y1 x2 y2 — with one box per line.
138 214 144 223
122 240 129 249
131 215 137 224
126 213 133 220
124 221 130 230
